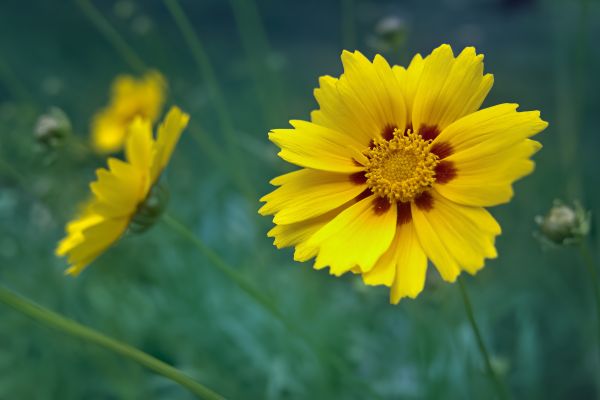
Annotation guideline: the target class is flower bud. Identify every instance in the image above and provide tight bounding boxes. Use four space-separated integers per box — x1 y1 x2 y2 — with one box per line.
34 107 71 148
535 200 591 245
367 16 408 54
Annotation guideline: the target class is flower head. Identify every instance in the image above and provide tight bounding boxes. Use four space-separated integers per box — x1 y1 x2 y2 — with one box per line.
57 107 189 275
260 44 548 303
535 200 591 246
35 107 72 148
91 71 166 153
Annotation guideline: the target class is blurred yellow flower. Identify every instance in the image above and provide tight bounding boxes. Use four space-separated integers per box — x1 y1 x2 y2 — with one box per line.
91 71 167 153
260 44 548 303
57 107 189 275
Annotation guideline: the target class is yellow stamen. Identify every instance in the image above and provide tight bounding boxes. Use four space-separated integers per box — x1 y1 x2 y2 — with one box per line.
365 130 438 203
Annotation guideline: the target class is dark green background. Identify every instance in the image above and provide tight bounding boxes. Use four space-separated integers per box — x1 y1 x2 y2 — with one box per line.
1 0 599 398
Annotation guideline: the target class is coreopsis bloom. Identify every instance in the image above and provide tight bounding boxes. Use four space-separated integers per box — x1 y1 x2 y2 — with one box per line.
91 71 166 153
260 44 548 303
56 107 189 275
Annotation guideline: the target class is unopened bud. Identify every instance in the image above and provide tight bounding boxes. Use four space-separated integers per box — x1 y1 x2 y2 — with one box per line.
368 16 408 53
535 200 591 245
34 107 71 148
129 184 169 234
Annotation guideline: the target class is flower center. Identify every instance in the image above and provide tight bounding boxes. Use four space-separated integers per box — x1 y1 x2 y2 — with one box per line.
364 130 439 203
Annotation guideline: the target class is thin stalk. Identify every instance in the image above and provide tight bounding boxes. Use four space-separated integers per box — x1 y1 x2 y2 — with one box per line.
341 0 356 50
162 213 284 320
163 0 256 200
161 213 382 399
0 155 29 188
228 0 284 126
458 277 509 400
579 240 600 374
0 285 224 400
74 0 147 73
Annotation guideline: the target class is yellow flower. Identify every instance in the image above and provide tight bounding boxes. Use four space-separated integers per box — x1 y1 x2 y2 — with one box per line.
259 44 548 303
57 107 190 275
91 71 167 153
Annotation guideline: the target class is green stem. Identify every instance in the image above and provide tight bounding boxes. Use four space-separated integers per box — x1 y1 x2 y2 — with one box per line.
228 0 284 126
161 213 382 399
458 277 509 400
0 285 224 400
579 240 600 375
162 213 284 320
0 155 29 187
163 0 256 200
74 0 147 73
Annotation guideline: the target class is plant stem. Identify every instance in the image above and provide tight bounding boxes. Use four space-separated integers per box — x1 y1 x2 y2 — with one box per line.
0 155 29 188
161 213 382 399
228 0 284 126
458 277 509 400
579 240 600 378
162 213 284 320
0 285 224 400
74 0 147 73
163 0 256 200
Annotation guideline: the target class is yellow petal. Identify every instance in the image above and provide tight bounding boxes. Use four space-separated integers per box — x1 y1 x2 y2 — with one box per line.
433 104 548 206
298 196 397 276
269 120 365 173
412 191 500 279
91 111 126 154
362 221 428 303
90 159 145 218
151 106 190 183
91 71 167 154
412 45 493 132
311 51 408 146
56 211 104 256
337 51 407 138
311 75 373 145
267 209 339 250
259 169 366 224
125 117 155 172
433 104 547 153
65 217 129 276
390 222 428 303
435 139 541 206
112 71 166 122
392 53 425 126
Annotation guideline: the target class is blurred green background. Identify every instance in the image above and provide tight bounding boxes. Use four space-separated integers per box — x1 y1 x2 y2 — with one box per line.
1 0 599 398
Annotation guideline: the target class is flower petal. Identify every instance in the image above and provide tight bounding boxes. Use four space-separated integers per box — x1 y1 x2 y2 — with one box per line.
311 51 408 146
125 117 154 172
297 196 397 276
269 120 365 173
390 222 428 303
150 106 190 183
362 221 428 303
412 45 493 132
64 217 129 276
433 104 548 206
259 169 366 224
90 160 145 217
392 53 425 126
412 191 501 280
